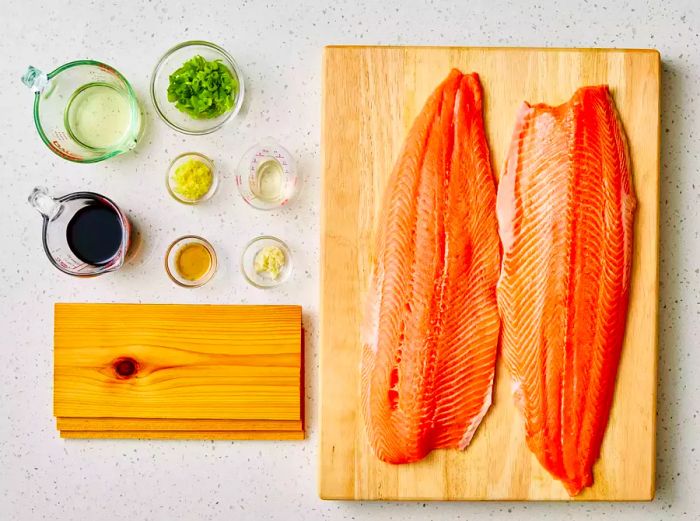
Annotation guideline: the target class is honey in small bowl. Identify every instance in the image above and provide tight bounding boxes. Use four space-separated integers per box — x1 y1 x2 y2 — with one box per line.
165 235 217 288
176 242 212 281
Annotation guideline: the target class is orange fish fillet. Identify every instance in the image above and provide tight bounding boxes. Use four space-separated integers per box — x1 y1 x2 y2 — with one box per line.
496 86 636 495
361 70 501 464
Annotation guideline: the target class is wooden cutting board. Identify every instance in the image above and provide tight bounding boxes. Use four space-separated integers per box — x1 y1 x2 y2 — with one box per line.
320 46 660 501
55 303 303 438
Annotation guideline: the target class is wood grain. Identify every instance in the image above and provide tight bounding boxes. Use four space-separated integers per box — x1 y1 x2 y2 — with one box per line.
57 418 302 431
55 303 302 421
320 46 660 501
60 430 306 440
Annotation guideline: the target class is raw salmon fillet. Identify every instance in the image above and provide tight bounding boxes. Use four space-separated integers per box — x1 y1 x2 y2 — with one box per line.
361 70 500 464
497 86 636 495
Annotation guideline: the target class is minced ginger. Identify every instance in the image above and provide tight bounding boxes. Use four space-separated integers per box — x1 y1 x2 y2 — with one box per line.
172 159 213 200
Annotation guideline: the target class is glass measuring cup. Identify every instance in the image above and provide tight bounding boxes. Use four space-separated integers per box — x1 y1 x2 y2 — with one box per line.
236 140 301 210
28 187 131 276
22 61 142 163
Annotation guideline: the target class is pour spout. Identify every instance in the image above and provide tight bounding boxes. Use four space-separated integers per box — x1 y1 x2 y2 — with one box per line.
22 66 49 93
28 186 62 220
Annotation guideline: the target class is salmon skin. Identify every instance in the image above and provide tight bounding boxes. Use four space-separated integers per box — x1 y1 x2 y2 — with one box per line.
497 86 636 495
361 69 501 464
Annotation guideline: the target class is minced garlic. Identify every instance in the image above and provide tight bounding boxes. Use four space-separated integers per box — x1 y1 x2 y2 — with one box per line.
254 246 286 279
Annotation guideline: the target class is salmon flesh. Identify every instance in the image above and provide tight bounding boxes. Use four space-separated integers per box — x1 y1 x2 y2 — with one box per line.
361 70 501 464
496 86 636 495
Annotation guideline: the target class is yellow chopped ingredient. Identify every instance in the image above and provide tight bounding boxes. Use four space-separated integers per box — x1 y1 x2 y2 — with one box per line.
172 158 213 200
254 246 286 279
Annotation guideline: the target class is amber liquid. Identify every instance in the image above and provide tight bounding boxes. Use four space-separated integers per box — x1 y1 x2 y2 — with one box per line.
175 243 212 281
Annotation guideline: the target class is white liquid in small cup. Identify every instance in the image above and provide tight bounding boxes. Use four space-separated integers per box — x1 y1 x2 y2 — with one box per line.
253 158 283 202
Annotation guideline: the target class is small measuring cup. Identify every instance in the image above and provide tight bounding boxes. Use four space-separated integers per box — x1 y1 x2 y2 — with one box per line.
28 187 131 276
236 141 300 210
22 61 142 163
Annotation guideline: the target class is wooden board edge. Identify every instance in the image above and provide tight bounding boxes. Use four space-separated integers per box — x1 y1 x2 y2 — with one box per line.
60 430 306 441
52 302 58 418
54 302 303 314
319 494 655 502
319 46 333 500
323 45 661 56
648 48 662 501
56 418 303 431
318 46 361 501
55 412 303 422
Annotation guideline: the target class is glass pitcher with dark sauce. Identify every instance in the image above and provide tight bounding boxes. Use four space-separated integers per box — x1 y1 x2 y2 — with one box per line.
28 186 131 276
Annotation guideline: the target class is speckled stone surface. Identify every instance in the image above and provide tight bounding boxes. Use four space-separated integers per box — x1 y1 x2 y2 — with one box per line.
0 0 698 519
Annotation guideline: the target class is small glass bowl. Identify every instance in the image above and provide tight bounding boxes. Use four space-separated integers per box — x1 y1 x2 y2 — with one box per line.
166 152 218 204
241 236 293 288
165 235 217 288
150 40 245 135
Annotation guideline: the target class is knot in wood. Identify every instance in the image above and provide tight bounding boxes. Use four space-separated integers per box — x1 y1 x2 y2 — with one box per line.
113 357 138 379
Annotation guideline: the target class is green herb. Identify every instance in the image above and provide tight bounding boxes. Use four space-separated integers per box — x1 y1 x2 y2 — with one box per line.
166 55 237 119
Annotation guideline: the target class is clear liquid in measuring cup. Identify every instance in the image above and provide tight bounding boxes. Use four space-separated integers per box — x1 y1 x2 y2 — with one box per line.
237 142 298 210
64 82 132 150
253 158 284 203
66 202 124 265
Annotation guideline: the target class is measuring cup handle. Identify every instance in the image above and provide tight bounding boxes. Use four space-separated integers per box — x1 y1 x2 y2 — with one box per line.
28 187 62 221
22 66 49 93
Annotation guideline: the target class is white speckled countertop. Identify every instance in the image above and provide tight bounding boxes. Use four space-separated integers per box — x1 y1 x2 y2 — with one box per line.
1 0 698 519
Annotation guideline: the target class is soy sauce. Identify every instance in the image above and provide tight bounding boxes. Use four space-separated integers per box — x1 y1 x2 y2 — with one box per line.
66 202 123 266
